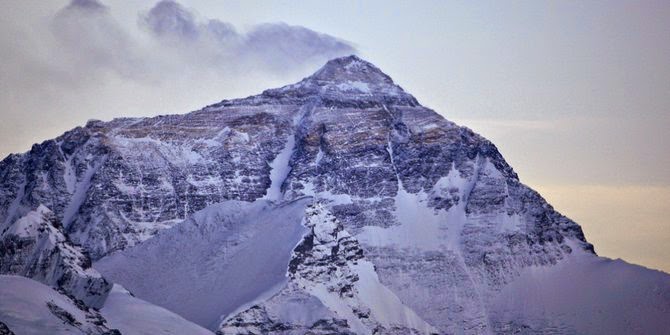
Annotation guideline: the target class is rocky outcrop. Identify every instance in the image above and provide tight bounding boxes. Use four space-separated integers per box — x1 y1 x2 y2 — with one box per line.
0 205 111 308
0 322 15 335
219 203 438 335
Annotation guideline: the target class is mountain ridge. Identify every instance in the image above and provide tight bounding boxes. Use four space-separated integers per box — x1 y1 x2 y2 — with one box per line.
0 55 667 335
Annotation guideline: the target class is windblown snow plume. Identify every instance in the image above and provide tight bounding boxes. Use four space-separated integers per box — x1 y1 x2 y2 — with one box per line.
50 0 355 82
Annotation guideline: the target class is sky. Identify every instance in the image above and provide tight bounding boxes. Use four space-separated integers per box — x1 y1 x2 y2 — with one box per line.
1 0 668 272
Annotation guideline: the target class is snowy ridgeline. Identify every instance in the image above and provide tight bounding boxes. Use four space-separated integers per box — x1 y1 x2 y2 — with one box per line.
4 197 668 335
0 275 211 335
0 55 669 335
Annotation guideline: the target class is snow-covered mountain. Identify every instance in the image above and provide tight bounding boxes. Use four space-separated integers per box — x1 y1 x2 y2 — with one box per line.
0 55 669 334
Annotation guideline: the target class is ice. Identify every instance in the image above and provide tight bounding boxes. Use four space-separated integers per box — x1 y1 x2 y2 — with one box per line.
1 54 668 334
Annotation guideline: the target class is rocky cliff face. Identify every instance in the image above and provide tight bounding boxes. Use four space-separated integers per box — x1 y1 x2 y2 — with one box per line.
0 205 110 308
1 55 668 335
220 203 438 335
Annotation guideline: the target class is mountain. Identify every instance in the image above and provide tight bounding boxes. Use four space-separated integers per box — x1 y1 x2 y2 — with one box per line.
0 55 669 334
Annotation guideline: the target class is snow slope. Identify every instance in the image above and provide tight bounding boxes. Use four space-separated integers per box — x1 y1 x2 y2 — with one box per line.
0 275 112 335
94 198 311 330
490 246 670 334
101 284 213 335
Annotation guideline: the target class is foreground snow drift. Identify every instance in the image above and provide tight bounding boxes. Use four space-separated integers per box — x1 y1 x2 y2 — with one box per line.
0 275 110 335
101 284 213 335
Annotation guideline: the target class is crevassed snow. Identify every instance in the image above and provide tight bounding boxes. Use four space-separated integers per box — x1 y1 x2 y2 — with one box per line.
94 198 311 330
102 284 214 335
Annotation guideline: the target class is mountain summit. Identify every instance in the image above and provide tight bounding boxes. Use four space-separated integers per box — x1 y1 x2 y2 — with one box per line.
1 56 669 335
239 55 419 107
309 55 394 83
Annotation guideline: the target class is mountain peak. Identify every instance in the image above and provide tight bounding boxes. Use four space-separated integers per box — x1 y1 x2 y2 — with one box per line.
308 54 393 85
257 55 417 105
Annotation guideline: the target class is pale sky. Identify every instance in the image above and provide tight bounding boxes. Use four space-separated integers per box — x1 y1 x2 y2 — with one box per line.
1 0 668 272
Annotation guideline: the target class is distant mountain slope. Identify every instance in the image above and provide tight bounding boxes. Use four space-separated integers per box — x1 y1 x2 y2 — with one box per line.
1 55 668 334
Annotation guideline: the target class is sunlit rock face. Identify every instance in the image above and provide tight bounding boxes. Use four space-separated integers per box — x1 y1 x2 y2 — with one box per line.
1 55 668 335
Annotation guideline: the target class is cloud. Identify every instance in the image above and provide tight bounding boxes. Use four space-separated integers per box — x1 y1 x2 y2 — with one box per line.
242 23 356 72
138 0 355 73
0 0 356 158
46 0 355 84
141 0 200 40
65 0 107 12
51 0 145 81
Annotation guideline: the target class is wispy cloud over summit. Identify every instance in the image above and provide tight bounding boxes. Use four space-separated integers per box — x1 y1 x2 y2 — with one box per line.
48 0 355 83
142 0 200 40
0 0 355 157
138 0 354 73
